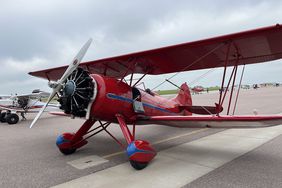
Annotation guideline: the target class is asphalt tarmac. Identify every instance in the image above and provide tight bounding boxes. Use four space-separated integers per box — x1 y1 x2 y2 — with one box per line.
0 86 281 188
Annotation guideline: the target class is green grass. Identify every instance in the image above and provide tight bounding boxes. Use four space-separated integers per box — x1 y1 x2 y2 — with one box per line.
157 89 179 95
208 86 220 91
157 86 221 95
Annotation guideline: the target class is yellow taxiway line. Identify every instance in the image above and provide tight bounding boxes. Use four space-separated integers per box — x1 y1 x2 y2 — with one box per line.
102 128 209 159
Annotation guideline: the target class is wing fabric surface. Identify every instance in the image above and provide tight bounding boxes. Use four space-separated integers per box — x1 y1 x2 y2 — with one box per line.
11 92 50 100
29 24 282 81
137 115 282 128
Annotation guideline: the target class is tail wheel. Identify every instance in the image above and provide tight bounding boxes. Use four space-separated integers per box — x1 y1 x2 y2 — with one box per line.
0 112 7 123
6 114 19 124
129 160 148 170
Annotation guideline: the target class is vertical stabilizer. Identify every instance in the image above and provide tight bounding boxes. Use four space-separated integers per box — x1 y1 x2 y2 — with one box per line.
172 82 192 106
172 83 192 115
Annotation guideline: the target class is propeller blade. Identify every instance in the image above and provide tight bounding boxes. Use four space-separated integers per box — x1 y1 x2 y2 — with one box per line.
29 38 92 128
29 90 57 128
58 38 93 85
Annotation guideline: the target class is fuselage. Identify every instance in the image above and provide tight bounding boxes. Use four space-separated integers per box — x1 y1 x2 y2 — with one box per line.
88 74 187 123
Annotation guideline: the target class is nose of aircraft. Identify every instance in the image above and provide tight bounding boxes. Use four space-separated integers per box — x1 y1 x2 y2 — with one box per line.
29 38 93 128
58 67 95 117
63 80 76 97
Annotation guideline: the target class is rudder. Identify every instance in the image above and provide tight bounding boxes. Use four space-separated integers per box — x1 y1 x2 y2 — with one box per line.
172 82 192 107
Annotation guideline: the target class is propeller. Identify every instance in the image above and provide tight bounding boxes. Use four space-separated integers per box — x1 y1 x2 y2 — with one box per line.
29 38 93 128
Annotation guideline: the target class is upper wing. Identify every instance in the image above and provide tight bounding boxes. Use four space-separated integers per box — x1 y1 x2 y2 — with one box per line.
29 24 282 81
137 115 282 128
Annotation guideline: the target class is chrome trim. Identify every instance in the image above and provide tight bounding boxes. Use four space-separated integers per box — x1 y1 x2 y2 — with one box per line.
86 76 97 119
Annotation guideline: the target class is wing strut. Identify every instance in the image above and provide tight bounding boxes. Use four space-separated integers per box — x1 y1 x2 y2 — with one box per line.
218 42 232 105
227 62 239 115
217 42 245 116
133 72 148 87
165 79 183 90
232 65 245 115
152 42 227 91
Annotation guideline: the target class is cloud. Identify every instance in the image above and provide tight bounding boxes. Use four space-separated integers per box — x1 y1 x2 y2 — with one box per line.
2 57 49 72
0 0 282 94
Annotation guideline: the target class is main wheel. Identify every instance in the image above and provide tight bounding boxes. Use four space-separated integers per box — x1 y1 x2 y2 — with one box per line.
127 140 156 170
129 160 148 170
56 133 77 155
6 114 19 124
59 148 76 155
0 112 7 123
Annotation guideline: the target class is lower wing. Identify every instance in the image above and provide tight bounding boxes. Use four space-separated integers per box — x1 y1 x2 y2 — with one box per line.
137 115 282 128
0 105 25 113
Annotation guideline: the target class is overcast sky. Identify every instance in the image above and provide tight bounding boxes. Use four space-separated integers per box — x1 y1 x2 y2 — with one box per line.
0 0 282 94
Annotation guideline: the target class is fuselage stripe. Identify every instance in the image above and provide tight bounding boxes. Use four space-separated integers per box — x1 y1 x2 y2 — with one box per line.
106 93 175 114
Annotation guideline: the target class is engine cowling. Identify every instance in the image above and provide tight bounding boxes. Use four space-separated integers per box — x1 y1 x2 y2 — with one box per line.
58 67 95 117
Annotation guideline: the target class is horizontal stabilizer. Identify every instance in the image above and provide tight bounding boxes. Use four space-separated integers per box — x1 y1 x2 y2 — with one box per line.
180 105 223 115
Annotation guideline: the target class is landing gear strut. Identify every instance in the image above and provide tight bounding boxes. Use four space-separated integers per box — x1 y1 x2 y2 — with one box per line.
20 112 26 121
56 115 156 170
116 114 156 170
56 119 95 155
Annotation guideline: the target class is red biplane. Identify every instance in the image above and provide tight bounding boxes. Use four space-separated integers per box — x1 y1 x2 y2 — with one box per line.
191 85 205 94
29 24 282 170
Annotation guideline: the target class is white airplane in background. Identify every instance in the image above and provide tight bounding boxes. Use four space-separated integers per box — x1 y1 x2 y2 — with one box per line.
0 89 59 124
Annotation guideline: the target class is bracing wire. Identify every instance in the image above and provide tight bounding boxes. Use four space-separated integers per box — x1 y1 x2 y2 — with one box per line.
151 42 226 91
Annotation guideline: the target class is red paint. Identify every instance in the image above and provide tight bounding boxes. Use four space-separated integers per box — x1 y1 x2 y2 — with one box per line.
191 86 204 93
71 119 95 144
116 114 133 144
148 115 282 122
30 24 282 81
28 25 282 169
128 140 156 163
89 75 191 123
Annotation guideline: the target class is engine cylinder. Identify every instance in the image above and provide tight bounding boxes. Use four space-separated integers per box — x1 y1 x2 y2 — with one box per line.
58 67 95 117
